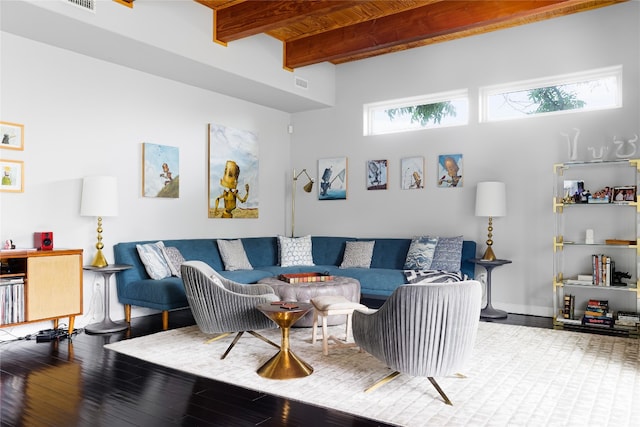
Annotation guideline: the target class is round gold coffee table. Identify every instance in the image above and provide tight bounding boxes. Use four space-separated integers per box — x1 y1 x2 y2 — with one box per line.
256 302 314 379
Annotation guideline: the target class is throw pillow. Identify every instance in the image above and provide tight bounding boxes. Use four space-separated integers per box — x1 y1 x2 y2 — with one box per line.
162 246 186 277
430 235 464 272
217 239 253 271
278 235 315 267
136 241 172 280
404 269 468 284
403 236 439 270
339 241 375 269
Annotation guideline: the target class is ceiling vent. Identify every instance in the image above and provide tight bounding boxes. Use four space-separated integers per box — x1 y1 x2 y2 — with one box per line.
65 0 96 12
294 76 308 91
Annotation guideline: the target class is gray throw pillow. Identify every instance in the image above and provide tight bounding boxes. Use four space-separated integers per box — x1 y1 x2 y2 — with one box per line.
404 236 438 270
217 239 253 271
136 241 172 280
278 235 315 267
339 241 375 269
162 246 186 277
430 236 463 272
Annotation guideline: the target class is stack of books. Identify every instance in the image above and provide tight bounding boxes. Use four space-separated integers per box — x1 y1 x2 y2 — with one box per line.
0 276 25 325
562 294 576 319
592 254 612 286
582 299 613 327
615 311 640 329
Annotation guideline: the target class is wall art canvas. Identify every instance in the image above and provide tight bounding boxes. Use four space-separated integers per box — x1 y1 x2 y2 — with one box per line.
0 159 24 193
318 157 347 200
401 156 424 190
142 143 179 198
437 154 463 188
0 122 24 151
208 123 259 218
367 160 388 190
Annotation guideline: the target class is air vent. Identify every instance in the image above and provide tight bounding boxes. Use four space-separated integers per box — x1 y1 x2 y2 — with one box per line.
65 0 95 12
294 76 308 90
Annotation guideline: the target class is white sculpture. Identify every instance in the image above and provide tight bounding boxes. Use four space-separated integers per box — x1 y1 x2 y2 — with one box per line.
614 134 638 159
588 146 609 161
560 128 580 161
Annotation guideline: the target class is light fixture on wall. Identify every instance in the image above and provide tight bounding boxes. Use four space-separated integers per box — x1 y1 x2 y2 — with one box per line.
291 168 314 237
81 176 119 267
475 181 506 261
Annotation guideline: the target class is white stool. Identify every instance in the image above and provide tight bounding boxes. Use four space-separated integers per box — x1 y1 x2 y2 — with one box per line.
311 295 367 355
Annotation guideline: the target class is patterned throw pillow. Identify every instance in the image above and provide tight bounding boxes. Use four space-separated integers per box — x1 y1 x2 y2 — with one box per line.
162 246 186 277
278 235 315 267
217 239 253 271
430 235 464 272
136 241 172 280
403 236 439 270
404 269 468 284
340 241 375 269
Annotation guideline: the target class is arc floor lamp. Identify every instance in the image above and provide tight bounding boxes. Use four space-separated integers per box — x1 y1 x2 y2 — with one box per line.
291 168 314 237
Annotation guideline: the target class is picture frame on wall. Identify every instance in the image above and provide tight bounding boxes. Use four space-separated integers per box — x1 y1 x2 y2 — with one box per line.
401 156 424 190
367 159 388 190
142 142 180 198
318 157 347 200
437 154 463 188
0 122 24 151
0 159 24 193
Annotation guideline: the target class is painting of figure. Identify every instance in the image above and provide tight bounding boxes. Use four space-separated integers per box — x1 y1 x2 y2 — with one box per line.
318 157 347 200
142 143 179 198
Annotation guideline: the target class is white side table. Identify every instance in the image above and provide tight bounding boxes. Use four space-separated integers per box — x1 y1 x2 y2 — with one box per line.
83 264 132 334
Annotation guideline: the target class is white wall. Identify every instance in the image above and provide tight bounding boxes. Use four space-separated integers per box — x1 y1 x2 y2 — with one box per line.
0 32 292 337
290 2 640 316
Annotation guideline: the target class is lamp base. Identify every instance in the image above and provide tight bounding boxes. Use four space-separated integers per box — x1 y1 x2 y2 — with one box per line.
91 249 109 268
481 246 497 261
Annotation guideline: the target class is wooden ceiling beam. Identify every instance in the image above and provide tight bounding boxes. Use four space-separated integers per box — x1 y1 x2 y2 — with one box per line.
284 0 624 69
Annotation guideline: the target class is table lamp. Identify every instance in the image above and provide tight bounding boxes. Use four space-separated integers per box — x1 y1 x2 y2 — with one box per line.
291 168 314 237
475 181 506 261
81 176 119 267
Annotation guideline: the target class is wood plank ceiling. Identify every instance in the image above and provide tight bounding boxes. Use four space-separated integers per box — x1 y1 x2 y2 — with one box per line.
196 0 626 71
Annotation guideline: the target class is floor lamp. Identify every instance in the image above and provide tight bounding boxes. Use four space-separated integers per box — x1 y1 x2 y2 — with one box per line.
291 168 314 237
475 181 506 261
81 176 119 267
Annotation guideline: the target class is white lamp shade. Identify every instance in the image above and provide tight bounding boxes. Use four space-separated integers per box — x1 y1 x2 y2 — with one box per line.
475 181 506 217
81 176 119 217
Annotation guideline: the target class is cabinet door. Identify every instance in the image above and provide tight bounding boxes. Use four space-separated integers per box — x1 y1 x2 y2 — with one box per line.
26 254 82 321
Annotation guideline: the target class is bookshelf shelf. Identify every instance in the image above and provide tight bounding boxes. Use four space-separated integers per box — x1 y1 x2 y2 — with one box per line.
553 159 640 338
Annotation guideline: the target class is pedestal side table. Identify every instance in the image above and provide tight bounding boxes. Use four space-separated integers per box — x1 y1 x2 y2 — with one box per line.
83 264 132 334
470 258 512 319
256 302 314 379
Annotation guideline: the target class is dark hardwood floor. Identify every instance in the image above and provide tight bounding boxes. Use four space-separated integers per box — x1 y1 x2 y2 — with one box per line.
1 299 553 427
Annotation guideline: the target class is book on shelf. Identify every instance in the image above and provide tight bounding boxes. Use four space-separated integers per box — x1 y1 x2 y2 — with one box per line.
616 311 640 323
558 317 582 325
562 294 576 319
0 281 24 325
591 254 612 286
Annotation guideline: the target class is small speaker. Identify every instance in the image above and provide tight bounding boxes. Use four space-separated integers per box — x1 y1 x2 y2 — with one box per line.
34 232 54 251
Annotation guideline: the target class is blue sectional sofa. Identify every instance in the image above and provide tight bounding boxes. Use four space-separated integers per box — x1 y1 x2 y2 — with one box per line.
113 236 476 329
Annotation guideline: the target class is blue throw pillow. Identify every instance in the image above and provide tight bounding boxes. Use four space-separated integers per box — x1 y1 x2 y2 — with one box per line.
403 236 438 270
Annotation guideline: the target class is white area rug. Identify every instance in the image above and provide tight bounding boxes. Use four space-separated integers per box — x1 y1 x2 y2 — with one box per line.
105 322 640 426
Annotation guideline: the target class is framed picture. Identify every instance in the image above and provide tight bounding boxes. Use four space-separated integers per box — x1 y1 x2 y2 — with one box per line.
367 159 388 190
563 180 585 203
142 143 180 198
0 159 24 193
318 157 347 200
401 156 424 190
208 123 259 218
0 122 24 151
437 154 463 188
613 186 636 203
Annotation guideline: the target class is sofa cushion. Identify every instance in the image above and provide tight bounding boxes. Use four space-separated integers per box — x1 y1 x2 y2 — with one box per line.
404 236 438 270
368 238 412 269
217 239 253 271
278 235 315 267
136 241 172 280
404 269 468 284
430 235 464 272
340 241 374 269
162 246 186 277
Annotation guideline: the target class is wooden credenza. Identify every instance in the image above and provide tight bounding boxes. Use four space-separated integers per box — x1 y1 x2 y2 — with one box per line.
0 249 83 332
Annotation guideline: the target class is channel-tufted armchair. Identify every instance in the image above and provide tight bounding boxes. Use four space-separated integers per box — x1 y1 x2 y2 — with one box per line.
180 260 280 359
352 280 482 405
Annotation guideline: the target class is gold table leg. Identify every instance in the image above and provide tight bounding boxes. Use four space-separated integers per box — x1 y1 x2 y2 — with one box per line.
257 324 313 379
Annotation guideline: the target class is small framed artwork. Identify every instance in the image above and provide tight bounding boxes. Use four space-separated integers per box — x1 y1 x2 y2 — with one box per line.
613 186 636 203
563 180 585 203
142 142 179 198
367 159 388 190
318 157 347 200
0 159 24 193
401 156 424 190
0 122 24 151
437 154 463 188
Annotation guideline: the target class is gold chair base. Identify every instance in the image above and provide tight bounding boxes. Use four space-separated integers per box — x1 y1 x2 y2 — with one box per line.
206 331 280 360
365 371 454 406
257 349 314 379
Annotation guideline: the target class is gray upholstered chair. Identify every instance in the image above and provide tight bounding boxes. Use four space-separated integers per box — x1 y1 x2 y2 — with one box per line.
352 280 482 405
180 260 280 359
